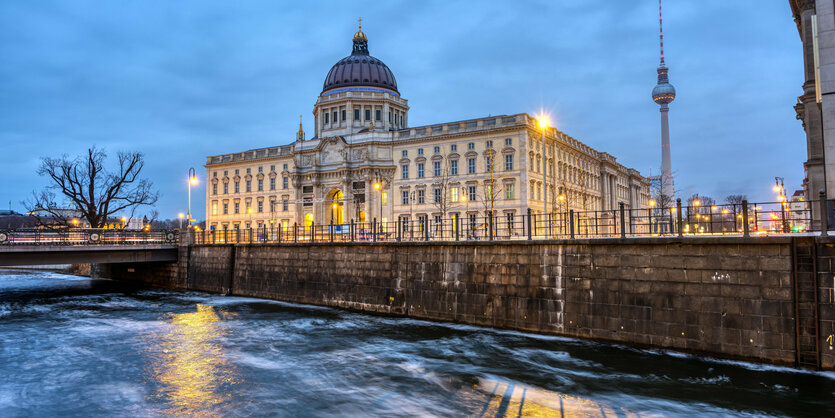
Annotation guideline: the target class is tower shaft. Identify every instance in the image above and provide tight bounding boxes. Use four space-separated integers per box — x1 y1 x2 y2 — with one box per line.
660 104 673 198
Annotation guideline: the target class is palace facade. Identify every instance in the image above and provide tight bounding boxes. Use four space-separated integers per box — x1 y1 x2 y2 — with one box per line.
204 25 651 233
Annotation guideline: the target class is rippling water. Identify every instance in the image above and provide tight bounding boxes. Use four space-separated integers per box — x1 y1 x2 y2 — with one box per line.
0 269 833 417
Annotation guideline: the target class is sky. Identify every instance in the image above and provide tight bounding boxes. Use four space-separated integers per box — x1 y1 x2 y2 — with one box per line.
0 0 806 220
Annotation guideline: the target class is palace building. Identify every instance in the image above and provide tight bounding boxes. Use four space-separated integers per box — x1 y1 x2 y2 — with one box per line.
204 24 651 234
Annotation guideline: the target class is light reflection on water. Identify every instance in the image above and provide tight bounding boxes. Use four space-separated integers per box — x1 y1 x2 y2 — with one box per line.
0 270 834 417
145 304 237 417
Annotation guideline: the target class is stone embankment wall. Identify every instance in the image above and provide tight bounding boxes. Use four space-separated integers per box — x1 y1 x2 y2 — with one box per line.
103 237 834 370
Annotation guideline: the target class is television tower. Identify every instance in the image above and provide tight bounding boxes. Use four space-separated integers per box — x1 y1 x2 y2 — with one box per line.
652 0 676 199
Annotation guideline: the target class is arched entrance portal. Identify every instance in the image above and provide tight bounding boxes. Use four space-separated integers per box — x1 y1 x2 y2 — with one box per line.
327 189 344 225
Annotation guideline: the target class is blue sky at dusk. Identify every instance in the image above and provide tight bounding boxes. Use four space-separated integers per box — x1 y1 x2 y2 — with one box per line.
0 1 805 219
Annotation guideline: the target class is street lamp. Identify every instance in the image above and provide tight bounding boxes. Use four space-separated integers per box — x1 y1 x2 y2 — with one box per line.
188 167 198 228
537 114 551 233
178 212 184 230
120 216 127 229
461 192 468 238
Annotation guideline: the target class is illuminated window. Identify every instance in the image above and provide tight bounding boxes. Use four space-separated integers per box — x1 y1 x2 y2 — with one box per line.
382 192 387 205
451 187 458 203
212 203 217 215
506 184 514 200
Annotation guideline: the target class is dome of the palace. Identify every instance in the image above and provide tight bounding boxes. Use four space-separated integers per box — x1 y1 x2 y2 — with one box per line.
322 28 398 94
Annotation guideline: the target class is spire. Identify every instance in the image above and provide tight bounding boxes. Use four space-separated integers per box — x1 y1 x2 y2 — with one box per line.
296 115 305 142
658 0 665 65
352 17 369 55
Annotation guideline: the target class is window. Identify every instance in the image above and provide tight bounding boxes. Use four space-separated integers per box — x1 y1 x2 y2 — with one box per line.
223 170 228 176
342 110 346 121
505 155 513 171
223 183 228 194
333 111 337 123
402 150 408 157
486 140 493 148
506 213 514 230
401 164 409 179
505 138 512 146
468 142 474 150
234 202 240 214
212 203 217 216
468 186 477 201
234 182 240 193
325 113 329 124
283 177 288 189
450 160 458 175
282 200 289 211
451 187 458 202
269 200 275 212
365 109 371 120
402 190 409 205
257 201 263 213
417 163 424 178
257 179 263 191
433 161 441 177
354 109 360 120
375 109 381 121
213 171 218 178
468 158 476 174
382 192 387 205
434 188 441 203
506 184 514 200
434 146 440 153
246 181 251 192
418 190 425 204
451 144 457 152
418 148 423 155
270 165 275 172
246 168 251 174
283 164 288 170
212 184 217 195
258 166 263 173
270 178 276 190
223 203 228 215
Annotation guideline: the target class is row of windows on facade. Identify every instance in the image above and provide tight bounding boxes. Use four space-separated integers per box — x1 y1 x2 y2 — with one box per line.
322 108 405 128
401 138 512 158
400 154 514 179
210 184 517 217
213 164 289 178
212 176 291 195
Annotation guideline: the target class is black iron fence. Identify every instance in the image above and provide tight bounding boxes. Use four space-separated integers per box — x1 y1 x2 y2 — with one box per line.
0 229 179 246
194 199 820 245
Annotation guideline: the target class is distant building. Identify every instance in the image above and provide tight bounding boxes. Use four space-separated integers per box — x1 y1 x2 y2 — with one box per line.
789 0 835 228
204 25 651 233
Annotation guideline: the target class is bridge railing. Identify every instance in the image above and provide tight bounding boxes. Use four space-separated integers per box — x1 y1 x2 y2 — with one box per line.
0 229 179 246
194 199 820 244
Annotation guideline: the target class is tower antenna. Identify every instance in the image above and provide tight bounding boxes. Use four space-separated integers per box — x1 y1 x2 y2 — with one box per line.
659 0 665 65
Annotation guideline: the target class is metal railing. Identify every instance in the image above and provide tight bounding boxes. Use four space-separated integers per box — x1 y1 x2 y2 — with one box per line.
0 229 179 246
194 199 821 245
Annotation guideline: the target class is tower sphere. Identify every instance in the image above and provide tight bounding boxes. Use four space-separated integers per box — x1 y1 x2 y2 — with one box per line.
652 82 676 105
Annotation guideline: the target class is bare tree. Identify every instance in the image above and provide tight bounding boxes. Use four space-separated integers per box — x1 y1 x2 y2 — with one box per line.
26 147 158 228
726 194 747 207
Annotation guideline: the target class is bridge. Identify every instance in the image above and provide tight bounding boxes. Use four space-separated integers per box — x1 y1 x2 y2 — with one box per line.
0 229 179 267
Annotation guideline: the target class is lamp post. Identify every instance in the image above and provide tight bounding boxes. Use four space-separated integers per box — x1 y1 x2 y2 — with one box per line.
774 177 787 232
373 175 383 233
187 167 198 228
538 115 550 234
649 199 656 235
558 193 566 235
120 216 127 229
178 212 184 230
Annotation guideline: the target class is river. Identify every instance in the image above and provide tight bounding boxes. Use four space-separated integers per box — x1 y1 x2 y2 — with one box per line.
0 269 833 417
